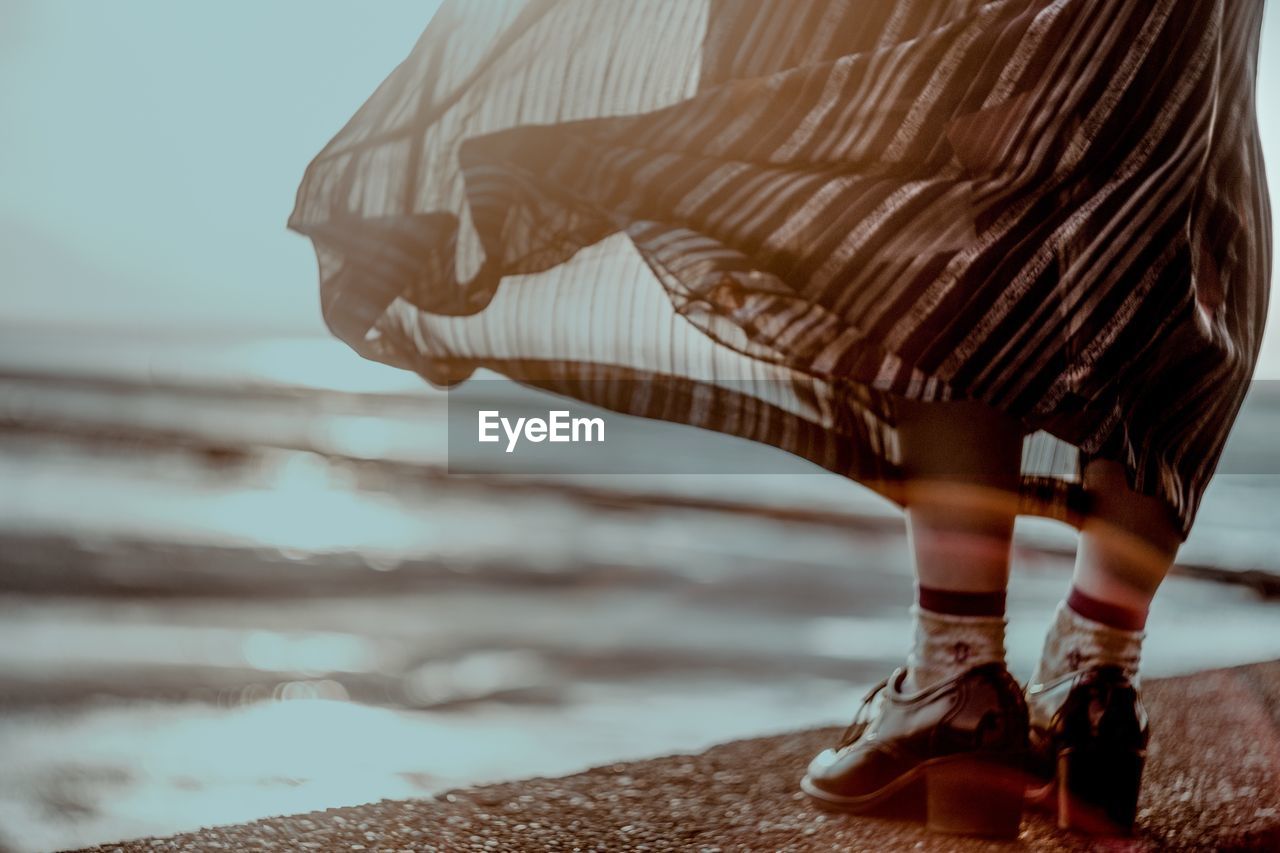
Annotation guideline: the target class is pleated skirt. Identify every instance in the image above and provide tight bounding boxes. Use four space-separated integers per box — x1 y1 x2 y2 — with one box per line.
289 0 1272 539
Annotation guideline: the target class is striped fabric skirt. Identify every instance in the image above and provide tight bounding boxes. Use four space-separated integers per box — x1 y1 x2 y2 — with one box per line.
289 0 1271 539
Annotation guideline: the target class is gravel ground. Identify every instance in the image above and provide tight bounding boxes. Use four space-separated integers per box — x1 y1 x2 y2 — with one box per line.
78 661 1280 852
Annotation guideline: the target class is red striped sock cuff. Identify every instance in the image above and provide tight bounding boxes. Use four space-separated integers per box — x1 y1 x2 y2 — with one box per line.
916 585 1006 618
1066 586 1148 632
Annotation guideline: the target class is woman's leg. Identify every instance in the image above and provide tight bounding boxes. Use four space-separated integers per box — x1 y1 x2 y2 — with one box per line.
803 397 1030 836
897 398 1025 591
1026 459 1180 833
1033 458 1182 685
895 397 1026 690
1072 459 1181 627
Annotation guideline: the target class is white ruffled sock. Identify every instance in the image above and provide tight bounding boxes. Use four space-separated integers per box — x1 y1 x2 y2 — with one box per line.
904 605 1006 693
1030 601 1143 688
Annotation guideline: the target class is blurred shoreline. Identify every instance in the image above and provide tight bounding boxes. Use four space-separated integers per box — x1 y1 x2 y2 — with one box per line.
2 329 1279 851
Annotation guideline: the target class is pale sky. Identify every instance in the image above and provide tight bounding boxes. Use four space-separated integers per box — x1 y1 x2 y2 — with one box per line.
2 1 1279 377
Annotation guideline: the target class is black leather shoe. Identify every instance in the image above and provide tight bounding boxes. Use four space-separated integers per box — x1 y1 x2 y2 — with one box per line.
1025 664 1148 835
801 663 1028 838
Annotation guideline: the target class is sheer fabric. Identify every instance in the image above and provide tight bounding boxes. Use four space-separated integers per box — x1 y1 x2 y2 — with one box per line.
290 0 1271 538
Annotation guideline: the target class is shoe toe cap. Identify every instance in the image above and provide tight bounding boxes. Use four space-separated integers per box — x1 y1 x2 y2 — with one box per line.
804 747 844 786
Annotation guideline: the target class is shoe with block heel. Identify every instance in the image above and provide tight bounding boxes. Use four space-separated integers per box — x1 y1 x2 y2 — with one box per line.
1025 664 1148 835
801 663 1029 838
